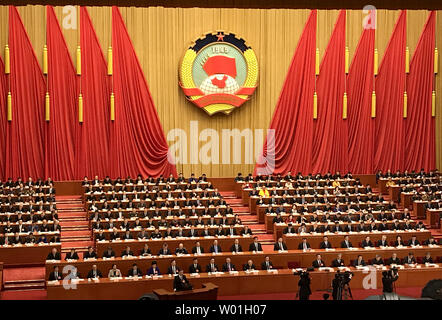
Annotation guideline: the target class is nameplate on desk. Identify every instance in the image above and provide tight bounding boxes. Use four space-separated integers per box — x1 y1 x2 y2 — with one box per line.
318 267 333 272
355 266 369 271
245 270 259 274
266 269 278 274
363 247 374 250
278 250 288 253
190 273 200 277
325 248 336 251
337 267 350 272
425 263 439 268
208 272 224 276
110 277 123 281
152 275 163 279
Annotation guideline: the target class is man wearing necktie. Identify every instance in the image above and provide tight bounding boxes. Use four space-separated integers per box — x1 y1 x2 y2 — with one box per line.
222 258 235 272
261 256 273 270
249 237 262 252
189 258 201 273
206 258 218 273
210 240 221 253
49 266 62 281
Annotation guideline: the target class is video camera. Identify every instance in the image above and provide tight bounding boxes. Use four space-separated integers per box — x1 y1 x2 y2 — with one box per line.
383 267 398 279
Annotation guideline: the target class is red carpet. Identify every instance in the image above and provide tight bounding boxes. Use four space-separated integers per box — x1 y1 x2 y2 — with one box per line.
0 290 47 300
218 287 423 300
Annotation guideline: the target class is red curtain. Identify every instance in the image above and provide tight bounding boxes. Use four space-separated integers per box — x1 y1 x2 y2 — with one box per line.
0 57 6 180
6 6 46 179
110 6 176 178
254 10 316 175
45 5 78 180
405 11 436 171
374 11 407 172
76 6 111 179
312 10 347 174
347 26 375 173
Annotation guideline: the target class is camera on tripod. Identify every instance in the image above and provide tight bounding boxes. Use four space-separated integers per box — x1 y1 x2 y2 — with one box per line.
294 270 310 279
332 270 354 300
383 267 399 279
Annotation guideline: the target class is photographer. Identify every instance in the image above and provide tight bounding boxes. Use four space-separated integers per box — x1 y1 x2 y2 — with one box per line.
332 270 353 300
382 269 399 293
296 271 312 300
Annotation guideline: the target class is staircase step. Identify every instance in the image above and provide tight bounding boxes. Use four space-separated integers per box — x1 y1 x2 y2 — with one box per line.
3 279 46 291
60 221 89 227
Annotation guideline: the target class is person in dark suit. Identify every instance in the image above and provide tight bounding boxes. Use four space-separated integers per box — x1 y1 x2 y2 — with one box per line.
241 226 253 236
319 236 332 249
331 253 345 267
146 261 161 276
175 243 188 255
206 258 219 273
65 249 79 260
189 258 202 273
174 270 192 291
128 263 143 277
387 253 402 265
209 240 222 253
340 235 353 248
353 255 366 267
274 237 288 251
298 238 311 250
403 252 417 265
361 236 374 248
191 241 204 255
102 247 116 258
408 236 420 246
140 244 151 256
424 237 438 246
46 248 61 260
382 270 399 293
261 256 274 270
312 254 325 268
243 259 256 271
371 254 384 265
249 237 263 252
283 223 296 235
84 247 97 259
48 266 62 281
87 265 103 279
230 239 243 253
422 252 434 264
377 235 389 247
158 243 172 255
222 257 236 272
167 260 180 275
121 246 134 257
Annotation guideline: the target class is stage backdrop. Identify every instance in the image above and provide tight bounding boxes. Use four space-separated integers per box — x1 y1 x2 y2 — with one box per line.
0 6 440 178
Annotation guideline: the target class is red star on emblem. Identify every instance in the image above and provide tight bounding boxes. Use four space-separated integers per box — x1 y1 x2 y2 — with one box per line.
216 33 225 41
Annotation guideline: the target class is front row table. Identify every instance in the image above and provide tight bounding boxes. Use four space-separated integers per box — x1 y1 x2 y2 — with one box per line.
46 265 442 299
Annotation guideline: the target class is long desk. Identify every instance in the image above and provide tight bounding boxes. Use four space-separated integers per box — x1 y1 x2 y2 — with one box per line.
426 209 442 228
45 246 442 281
153 283 218 300
272 221 417 241
46 265 442 299
0 243 60 266
95 236 255 257
282 230 431 250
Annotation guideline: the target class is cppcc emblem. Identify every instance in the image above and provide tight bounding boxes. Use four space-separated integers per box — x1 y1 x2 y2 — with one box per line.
179 31 259 115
